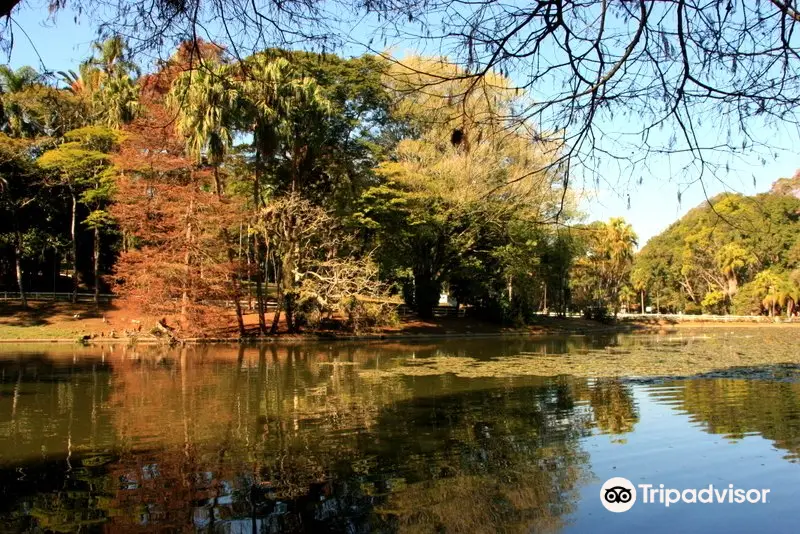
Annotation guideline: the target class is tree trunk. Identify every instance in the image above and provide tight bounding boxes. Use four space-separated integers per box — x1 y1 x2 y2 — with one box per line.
543 283 547 313
270 267 283 334
213 166 223 198
181 199 194 324
93 225 100 308
282 248 297 333
70 192 78 303
413 265 439 320
641 290 645 314
270 251 282 334
253 236 268 335
14 232 26 308
252 146 268 335
222 228 246 337
212 164 245 338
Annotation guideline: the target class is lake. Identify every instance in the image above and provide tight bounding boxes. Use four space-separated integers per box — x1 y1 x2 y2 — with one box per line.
1 331 799 532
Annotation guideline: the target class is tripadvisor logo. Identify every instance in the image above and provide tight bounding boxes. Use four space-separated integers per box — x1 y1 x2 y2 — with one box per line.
601 477 637 512
600 477 771 512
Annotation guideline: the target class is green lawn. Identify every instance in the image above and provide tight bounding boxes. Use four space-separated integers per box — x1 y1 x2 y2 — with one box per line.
0 323 89 340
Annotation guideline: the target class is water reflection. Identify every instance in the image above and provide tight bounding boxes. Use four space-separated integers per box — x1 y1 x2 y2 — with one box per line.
649 376 800 461
0 335 798 532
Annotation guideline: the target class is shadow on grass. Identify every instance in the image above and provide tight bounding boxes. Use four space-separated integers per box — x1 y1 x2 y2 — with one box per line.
0 301 115 328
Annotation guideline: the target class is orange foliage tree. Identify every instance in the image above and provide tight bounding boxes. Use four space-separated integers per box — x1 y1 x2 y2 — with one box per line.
110 48 247 336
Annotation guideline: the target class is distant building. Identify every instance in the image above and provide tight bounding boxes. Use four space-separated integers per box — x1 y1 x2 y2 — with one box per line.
439 293 457 307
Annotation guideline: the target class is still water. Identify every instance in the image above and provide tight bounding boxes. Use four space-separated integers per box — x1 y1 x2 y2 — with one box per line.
1 332 799 533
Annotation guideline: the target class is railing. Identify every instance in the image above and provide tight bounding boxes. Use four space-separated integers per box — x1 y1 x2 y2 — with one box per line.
397 305 467 318
0 292 116 303
616 312 799 323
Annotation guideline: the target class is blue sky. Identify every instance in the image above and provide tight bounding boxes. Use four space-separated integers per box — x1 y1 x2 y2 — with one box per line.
6 3 799 247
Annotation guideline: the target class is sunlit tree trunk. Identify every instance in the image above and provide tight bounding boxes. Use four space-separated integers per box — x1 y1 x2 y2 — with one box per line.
253 145 268 335
212 166 223 198
70 191 78 303
282 246 297 333
222 228 246 337
181 199 194 324
93 225 101 307
14 230 26 308
270 251 283 334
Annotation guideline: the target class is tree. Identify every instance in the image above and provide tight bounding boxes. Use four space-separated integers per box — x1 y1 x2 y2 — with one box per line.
87 35 140 78
10 0 800 195
95 73 139 128
0 134 40 306
1 66 87 138
0 65 40 136
571 218 637 317
635 183 800 315
67 127 121 305
111 52 247 333
38 130 118 302
83 37 141 128
168 60 247 334
357 57 566 320
237 54 331 333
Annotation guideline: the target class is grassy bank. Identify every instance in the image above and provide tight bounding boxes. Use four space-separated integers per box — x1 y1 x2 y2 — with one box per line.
2 301 799 343
0 301 633 342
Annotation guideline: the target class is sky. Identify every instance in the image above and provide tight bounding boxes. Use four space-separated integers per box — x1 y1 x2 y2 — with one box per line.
5 3 799 247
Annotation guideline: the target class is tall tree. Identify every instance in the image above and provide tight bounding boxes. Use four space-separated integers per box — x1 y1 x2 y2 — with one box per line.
239 54 331 333
168 60 247 335
0 134 40 306
358 57 565 319
571 218 637 317
38 129 117 303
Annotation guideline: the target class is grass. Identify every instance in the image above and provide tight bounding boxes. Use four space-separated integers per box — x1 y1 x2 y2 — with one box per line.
2 300 800 342
0 325 88 340
0 301 110 340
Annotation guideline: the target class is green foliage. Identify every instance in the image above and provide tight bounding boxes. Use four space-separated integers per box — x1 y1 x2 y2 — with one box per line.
570 218 637 317
634 188 800 315
354 57 569 321
11 36 800 329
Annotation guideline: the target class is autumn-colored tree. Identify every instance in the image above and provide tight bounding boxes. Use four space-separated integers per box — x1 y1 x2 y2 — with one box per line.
111 58 245 334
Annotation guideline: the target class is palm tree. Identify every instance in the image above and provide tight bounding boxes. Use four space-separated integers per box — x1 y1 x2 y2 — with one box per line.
168 62 239 195
603 218 637 315
58 64 103 98
0 65 41 137
243 55 331 192
74 37 140 127
240 54 331 333
88 36 140 78
168 61 247 336
606 217 637 264
96 73 139 128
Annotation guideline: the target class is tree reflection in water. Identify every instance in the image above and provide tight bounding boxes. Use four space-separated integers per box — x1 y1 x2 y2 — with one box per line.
0 340 645 532
649 372 800 462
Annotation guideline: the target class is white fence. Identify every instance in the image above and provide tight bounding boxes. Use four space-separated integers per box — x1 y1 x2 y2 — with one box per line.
617 312 798 323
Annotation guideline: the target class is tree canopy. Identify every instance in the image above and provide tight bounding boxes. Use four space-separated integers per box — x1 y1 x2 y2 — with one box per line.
633 180 800 316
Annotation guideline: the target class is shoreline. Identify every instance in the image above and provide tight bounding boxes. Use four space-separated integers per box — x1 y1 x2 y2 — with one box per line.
2 319 799 344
